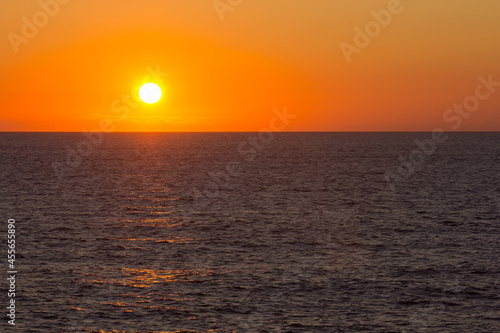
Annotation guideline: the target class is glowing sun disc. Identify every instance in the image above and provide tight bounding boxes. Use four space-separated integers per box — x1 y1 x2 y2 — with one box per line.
139 83 162 104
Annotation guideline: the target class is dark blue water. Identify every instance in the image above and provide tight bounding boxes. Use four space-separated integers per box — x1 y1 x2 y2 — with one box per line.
1 132 499 332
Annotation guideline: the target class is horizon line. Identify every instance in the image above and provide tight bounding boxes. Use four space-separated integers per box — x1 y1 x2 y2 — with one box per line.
1 131 500 133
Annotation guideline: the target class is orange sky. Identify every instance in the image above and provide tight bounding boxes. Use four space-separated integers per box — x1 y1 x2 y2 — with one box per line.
1 0 499 131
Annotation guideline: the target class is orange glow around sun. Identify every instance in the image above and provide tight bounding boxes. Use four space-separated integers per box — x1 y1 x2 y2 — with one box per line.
1 1 499 131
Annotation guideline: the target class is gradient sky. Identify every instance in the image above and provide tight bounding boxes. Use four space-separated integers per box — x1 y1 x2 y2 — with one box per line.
1 0 499 131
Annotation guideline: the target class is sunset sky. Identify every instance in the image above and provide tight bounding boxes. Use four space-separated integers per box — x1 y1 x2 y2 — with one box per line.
1 0 499 131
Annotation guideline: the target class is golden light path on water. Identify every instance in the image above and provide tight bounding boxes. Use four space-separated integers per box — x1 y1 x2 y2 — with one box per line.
11 133 496 331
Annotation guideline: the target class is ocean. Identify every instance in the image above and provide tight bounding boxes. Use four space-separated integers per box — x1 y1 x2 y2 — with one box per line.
1 132 499 332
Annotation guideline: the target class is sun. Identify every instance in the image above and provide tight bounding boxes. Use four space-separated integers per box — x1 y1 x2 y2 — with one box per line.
139 83 162 104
